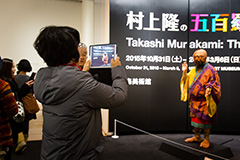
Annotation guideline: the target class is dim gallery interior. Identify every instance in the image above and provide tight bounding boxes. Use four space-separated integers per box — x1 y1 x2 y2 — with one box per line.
1 0 239 160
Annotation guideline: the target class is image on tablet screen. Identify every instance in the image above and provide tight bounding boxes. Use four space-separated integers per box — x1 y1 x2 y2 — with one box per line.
90 44 117 68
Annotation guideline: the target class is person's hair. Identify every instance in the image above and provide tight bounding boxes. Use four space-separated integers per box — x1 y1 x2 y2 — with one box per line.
79 42 87 49
33 26 79 66
0 58 13 81
60 26 80 44
60 26 80 63
17 59 32 73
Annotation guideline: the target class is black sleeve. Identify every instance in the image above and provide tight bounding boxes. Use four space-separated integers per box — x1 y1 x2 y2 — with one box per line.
18 83 31 99
10 79 30 100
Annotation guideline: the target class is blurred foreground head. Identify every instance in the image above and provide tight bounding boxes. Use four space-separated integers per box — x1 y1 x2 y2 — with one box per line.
34 26 79 66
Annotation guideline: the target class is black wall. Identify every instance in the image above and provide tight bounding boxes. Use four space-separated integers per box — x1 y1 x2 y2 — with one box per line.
109 0 240 134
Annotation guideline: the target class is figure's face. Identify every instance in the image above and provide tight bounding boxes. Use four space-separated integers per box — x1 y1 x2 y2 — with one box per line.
193 50 207 69
77 47 88 68
12 62 16 76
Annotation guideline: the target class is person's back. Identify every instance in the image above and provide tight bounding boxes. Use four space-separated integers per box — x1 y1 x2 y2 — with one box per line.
16 59 32 87
16 75 29 88
33 26 128 160
14 58 36 153
0 78 18 159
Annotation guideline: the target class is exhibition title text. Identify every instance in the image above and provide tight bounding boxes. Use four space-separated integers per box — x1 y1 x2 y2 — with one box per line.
126 11 240 32
125 11 240 49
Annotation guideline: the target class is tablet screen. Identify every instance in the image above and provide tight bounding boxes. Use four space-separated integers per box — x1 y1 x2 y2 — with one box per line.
89 44 117 68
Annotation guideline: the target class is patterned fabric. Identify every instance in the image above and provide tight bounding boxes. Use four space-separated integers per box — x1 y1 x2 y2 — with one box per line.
180 63 221 126
0 79 18 146
191 117 212 129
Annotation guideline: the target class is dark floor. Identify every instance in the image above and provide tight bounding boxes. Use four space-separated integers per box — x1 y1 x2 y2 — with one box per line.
12 134 240 160
102 134 240 160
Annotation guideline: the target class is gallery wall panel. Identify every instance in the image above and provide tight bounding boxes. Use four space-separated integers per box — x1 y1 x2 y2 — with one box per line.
110 0 240 133
188 0 240 133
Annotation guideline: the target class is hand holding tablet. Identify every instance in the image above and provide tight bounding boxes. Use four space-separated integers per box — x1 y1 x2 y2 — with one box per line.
89 44 117 68
111 57 121 68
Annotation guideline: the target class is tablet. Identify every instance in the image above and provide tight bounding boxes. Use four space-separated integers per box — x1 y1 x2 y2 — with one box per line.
89 44 117 68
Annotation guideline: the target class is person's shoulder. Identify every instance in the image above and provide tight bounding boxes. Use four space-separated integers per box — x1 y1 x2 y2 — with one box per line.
38 66 50 72
16 74 28 77
58 65 93 81
0 79 10 92
0 79 8 86
0 78 4 83
206 63 218 71
36 66 54 76
206 62 215 68
16 74 29 79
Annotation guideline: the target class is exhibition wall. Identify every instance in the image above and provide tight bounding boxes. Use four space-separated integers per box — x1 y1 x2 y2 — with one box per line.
0 0 110 133
110 0 240 134
0 0 82 71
